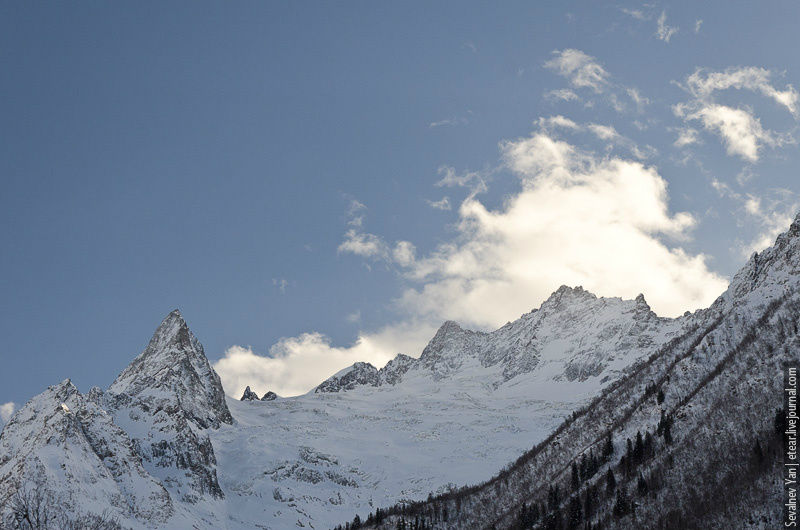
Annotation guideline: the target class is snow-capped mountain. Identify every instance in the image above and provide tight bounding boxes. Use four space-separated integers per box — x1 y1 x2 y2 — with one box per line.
1 214 799 529
353 214 800 530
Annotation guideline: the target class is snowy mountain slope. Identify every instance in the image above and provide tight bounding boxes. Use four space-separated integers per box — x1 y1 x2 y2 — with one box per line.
354 213 800 530
1 216 798 529
206 286 693 528
0 380 173 527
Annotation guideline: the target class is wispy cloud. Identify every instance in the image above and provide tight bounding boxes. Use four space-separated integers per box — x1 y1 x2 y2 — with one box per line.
627 88 650 113
675 67 799 162
711 178 799 256
655 11 679 42
544 49 609 93
337 199 418 269
545 88 581 103
694 19 703 34
436 165 490 195
685 67 799 115
429 116 469 128
537 115 657 159
426 196 452 211
620 7 649 21
673 127 701 148
543 49 650 115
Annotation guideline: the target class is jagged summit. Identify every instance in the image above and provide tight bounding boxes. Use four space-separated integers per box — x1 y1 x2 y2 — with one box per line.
240 386 259 401
316 362 380 393
108 309 232 429
261 390 278 401
0 379 173 524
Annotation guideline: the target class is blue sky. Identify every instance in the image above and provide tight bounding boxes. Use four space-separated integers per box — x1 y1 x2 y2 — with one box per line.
2 2 800 417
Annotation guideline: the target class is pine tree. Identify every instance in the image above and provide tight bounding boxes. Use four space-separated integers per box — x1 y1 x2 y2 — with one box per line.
602 432 614 460
571 461 580 491
567 495 583 530
664 420 673 445
657 388 665 404
548 484 561 511
583 487 594 520
613 487 630 518
634 431 644 463
637 473 648 496
579 453 588 481
754 439 764 464
606 468 616 493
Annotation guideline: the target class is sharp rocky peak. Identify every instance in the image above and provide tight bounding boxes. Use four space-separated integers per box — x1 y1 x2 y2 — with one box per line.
108 309 232 429
240 386 259 401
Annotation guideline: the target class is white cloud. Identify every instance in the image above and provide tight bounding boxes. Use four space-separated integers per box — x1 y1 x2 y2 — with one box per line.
392 241 417 267
0 402 14 424
217 130 727 398
537 115 656 159
396 132 724 329
543 50 650 116
586 123 620 141
627 88 650 113
620 7 649 21
436 166 489 194
686 67 799 115
656 11 678 42
430 117 468 128
214 322 436 398
689 105 778 162
545 88 581 102
544 49 609 93
426 196 452 211
346 310 361 324
537 115 580 130
338 228 389 260
346 198 367 227
675 67 799 162
337 202 419 269
694 19 703 34
674 127 700 148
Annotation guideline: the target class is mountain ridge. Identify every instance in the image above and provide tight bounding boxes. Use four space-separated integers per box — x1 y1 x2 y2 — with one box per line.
1 213 798 529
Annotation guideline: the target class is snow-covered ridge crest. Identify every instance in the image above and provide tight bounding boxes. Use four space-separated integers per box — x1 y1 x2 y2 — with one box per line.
312 284 677 394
